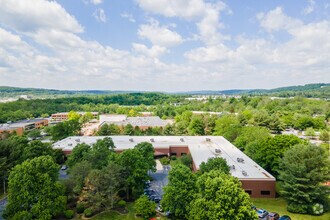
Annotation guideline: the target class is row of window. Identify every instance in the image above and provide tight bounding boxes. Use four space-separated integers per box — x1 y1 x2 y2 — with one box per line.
245 190 271 195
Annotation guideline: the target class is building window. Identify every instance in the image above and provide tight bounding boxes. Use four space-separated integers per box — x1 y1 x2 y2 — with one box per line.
261 190 270 195
181 153 187 156
245 190 252 195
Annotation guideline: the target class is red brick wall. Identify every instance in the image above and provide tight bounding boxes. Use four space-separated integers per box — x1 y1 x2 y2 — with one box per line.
240 179 276 198
169 146 189 157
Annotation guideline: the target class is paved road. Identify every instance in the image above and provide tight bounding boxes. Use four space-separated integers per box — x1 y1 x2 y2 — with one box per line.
149 165 170 196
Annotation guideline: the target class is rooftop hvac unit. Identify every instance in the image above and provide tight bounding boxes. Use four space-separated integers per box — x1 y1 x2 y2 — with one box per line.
215 149 221 154
242 171 248 176
75 139 80 142
206 138 211 142
237 158 244 163
180 138 184 142
129 138 134 142
150 138 155 142
68 143 73 146
231 165 235 170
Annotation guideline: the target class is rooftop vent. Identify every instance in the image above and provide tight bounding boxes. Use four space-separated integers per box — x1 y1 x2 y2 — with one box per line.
242 171 248 176
237 158 244 163
75 138 80 142
68 143 73 146
180 138 184 142
231 165 236 170
129 138 134 142
150 138 155 142
206 138 211 142
215 149 221 154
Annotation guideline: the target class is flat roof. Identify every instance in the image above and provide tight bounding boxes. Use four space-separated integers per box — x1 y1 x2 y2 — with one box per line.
100 116 170 127
0 118 47 128
53 136 275 181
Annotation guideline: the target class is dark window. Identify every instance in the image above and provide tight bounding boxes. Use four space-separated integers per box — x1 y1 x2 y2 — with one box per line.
181 153 187 156
261 190 270 195
245 190 252 195
171 153 177 156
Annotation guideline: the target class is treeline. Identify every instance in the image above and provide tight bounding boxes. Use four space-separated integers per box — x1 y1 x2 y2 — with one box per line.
0 93 185 123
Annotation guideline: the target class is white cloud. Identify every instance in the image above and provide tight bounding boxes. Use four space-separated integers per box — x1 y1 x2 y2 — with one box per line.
138 19 183 47
136 0 230 45
90 0 103 5
303 0 316 15
0 0 83 33
257 7 302 32
121 12 136 23
93 8 107 23
133 43 168 58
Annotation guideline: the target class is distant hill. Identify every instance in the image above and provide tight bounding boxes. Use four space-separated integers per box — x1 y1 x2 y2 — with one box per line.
0 83 329 99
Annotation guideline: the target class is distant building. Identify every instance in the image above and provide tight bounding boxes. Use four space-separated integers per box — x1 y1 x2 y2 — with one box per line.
0 118 48 136
99 115 172 130
191 111 222 116
53 136 276 198
51 112 98 122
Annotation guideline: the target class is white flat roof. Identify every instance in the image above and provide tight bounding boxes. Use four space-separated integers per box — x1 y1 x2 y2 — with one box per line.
53 136 275 181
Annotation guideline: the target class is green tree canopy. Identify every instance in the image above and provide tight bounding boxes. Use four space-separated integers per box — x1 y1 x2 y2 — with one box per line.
134 142 156 172
21 140 54 162
199 157 230 174
66 143 91 167
161 164 197 219
134 195 156 219
188 170 258 220
88 137 116 169
278 144 330 214
4 156 66 220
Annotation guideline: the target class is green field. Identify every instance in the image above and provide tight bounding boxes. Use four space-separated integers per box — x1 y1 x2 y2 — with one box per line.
251 198 330 220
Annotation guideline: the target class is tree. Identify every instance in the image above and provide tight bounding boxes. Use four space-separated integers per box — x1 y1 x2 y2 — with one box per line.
134 195 156 219
66 143 91 167
80 112 94 124
181 154 193 169
4 156 66 219
97 123 121 135
81 162 124 211
245 135 303 176
27 129 41 140
65 161 92 195
116 149 150 200
68 110 80 121
305 127 316 138
199 157 230 174
87 137 116 169
21 140 54 162
234 126 270 151
213 115 240 136
50 119 81 141
134 142 156 172
161 164 197 219
163 124 175 135
279 144 330 214
188 170 258 220
319 130 330 142
188 115 205 135
123 124 134 135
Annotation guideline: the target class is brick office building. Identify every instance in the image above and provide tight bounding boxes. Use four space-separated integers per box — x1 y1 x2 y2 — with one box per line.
53 136 276 198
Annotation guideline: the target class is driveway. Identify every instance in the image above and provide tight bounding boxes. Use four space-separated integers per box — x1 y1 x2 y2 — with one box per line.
149 160 170 196
0 197 7 220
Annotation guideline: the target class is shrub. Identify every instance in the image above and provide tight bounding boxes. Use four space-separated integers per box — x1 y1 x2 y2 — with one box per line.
287 203 308 214
64 210 75 219
118 200 126 207
171 155 177 160
84 208 93 217
134 195 156 219
160 156 170 165
76 203 85 214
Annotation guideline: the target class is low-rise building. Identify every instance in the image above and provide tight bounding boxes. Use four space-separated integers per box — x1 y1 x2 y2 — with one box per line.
51 112 98 122
53 135 276 198
0 118 48 136
99 115 172 130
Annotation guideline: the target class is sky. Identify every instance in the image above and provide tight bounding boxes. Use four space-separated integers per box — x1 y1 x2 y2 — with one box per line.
0 0 329 92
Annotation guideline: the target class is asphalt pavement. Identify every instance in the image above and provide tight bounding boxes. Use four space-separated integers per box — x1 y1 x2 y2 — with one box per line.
0 198 7 220
149 164 170 196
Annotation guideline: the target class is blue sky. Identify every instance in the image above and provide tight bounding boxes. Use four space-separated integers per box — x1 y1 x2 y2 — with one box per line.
0 0 329 91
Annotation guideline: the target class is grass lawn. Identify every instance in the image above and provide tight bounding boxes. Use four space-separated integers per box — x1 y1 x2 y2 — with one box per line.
251 198 330 220
89 203 167 220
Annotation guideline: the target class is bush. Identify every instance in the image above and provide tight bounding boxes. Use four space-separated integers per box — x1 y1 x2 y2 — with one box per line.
76 203 85 214
64 210 75 219
134 195 156 219
287 203 308 214
84 208 93 217
118 200 126 207
160 156 170 165
171 155 177 160
181 154 193 169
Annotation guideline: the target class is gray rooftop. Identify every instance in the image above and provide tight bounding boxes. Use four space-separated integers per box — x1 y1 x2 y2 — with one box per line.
0 118 47 129
53 136 275 181
100 116 170 127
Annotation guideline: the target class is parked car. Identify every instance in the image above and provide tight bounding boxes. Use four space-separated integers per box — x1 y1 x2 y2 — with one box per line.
61 165 68 170
279 215 291 220
269 212 280 220
257 209 269 219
